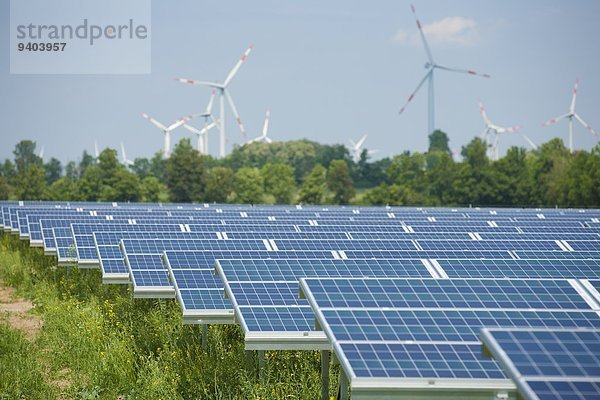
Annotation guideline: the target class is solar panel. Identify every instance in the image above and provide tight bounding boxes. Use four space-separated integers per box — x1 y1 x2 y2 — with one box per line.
435 259 600 279
481 328 600 400
299 277 600 398
299 278 597 311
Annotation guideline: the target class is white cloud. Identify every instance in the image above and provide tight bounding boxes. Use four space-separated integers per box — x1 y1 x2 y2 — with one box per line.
393 16 480 47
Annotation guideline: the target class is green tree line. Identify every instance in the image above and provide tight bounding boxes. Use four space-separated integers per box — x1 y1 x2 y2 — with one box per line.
1 132 599 207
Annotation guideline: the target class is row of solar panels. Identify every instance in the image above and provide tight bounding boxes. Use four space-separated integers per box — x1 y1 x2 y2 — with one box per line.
1 201 599 400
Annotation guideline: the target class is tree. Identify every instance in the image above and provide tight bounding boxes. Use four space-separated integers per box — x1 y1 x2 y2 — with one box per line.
204 167 234 203
77 165 103 201
1 160 16 180
141 176 165 203
106 169 142 202
13 140 42 173
131 158 152 180
45 177 79 201
79 150 96 176
428 129 451 155
461 137 489 169
65 161 78 180
14 164 46 200
327 160 355 204
44 157 62 185
298 164 327 204
0 176 10 200
233 167 264 204
261 163 296 204
165 139 205 202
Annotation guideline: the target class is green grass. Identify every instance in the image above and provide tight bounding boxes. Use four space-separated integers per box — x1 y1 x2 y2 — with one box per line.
0 232 339 399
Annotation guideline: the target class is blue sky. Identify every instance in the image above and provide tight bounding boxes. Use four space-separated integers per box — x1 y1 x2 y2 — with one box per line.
1 0 599 163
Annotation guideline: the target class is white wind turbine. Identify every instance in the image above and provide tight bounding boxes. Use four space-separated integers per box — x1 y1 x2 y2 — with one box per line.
399 4 491 135
182 90 220 155
120 142 134 166
348 134 379 162
183 120 219 155
478 99 520 160
543 79 597 153
38 145 45 160
141 113 197 159
175 45 253 158
247 110 273 144
94 140 100 159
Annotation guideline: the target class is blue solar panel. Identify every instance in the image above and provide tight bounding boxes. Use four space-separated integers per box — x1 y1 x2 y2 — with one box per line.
338 342 506 379
300 278 595 311
322 309 600 343
481 328 600 400
215 259 433 282
436 259 600 279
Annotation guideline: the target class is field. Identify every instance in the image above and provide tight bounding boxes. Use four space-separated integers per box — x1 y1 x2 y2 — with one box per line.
0 233 339 399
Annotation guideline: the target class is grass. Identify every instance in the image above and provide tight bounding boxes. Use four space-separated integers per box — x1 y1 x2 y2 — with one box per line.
0 232 339 399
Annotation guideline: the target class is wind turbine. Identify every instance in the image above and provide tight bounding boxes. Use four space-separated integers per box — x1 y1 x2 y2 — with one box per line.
399 4 491 135
183 120 219 155
120 142 134 166
478 99 520 160
348 134 378 162
247 110 273 144
38 145 45 160
175 45 253 158
182 90 220 155
141 113 197 159
543 79 597 153
94 140 100 158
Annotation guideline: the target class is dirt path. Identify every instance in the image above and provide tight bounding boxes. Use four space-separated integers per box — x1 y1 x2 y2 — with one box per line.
0 278 43 340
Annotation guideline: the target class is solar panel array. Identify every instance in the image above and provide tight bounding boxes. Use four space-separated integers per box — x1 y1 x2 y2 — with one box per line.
481 328 600 400
1 200 599 399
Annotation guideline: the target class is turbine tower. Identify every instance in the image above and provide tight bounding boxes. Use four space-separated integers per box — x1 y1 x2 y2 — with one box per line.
478 99 520 160
141 113 197 159
175 45 253 158
399 4 491 135
543 79 597 153
247 110 273 144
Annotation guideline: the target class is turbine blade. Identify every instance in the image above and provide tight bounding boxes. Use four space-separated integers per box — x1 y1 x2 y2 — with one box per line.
200 120 218 135
224 89 247 138
174 78 224 89
94 140 99 158
265 137 273 144
399 70 432 114
543 113 569 127
120 142 127 163
206 89 217 114
262 110 270 137
570 79 579 113
574 113 598 136
167 113 199 131
523 135 538 150
223 45 253 87
183 124 203 135
356 134 368 148
436 64 491 78
478 99 491 125
410 4 434 64
142 113 167 131
505 125 521 133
